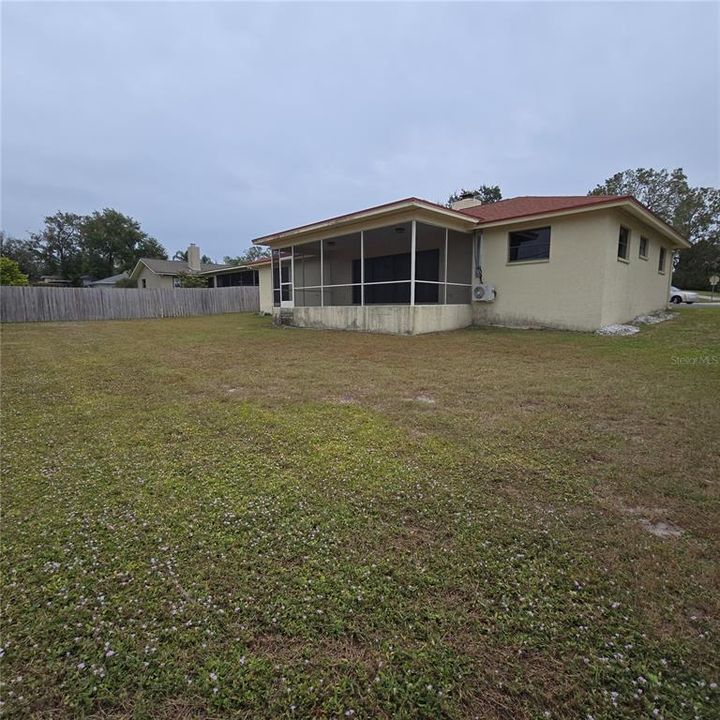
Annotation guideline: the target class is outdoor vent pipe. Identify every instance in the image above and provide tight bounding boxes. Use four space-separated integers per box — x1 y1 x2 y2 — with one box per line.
473 230 483 282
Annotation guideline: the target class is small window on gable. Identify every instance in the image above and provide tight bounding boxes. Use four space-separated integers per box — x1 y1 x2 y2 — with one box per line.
618 226 630 260
639 236 649 259
658 247 667 274
508 226 551 263
141 278 147 288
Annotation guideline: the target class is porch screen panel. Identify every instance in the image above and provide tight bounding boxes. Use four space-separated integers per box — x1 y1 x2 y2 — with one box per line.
293 241 321 307
322 233 361 305
415 223 445 283
361 223 412 304
415 282 440 304
324 285 356 306
271 249 281 306
446 230 473 284
445 230 473 304
415 223 444 304
446 285 472 304
295 288 322 306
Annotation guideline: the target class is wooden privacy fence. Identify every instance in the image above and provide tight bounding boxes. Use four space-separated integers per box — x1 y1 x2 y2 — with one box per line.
0 286 260 323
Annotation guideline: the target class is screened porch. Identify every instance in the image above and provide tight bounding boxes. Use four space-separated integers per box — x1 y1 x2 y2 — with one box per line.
271 220 473 308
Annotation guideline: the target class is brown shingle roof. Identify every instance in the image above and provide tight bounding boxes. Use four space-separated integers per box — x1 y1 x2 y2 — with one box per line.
457 195 625 222
251 193 689 249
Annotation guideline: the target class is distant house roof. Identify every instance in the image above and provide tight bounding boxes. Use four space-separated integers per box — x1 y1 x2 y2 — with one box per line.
137 258 231 276
197 256 272 275
89 272 128 286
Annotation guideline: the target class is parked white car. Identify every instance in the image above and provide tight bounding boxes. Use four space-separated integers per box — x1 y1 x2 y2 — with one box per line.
669 286 698 304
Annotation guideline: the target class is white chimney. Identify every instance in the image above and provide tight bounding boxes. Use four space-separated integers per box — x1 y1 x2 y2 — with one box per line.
187 243 201 272
451 197 484 211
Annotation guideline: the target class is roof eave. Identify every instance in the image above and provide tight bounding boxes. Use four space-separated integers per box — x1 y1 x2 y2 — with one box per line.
475 199 690 249
198 265 251 275
625 198 691 249
129 259 155 280
252 199 479 247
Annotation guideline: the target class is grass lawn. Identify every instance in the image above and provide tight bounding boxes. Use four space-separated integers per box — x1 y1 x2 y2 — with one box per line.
1 310 719 719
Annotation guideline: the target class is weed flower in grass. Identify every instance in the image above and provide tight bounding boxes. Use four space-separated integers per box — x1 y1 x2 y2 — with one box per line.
2 313 719 718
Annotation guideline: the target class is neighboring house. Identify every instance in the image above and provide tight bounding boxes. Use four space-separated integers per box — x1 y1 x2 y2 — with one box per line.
129 244 232 288
251 195 690 334
207 257 272 312
87 272 128 287
129 244 269 309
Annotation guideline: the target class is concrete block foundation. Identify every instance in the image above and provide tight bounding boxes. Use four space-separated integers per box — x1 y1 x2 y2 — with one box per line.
273 305 473 335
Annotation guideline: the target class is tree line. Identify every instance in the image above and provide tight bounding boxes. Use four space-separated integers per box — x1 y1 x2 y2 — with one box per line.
0 208 273 287
2 168 718 289
0 209 168 286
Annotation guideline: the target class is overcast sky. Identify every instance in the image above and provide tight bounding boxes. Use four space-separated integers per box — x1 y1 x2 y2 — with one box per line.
2 1 718 260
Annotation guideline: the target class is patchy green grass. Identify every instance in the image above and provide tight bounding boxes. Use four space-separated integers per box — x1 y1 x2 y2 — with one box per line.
1 310 719 719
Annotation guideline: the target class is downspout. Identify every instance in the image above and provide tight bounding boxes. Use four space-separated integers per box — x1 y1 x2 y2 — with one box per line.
473 230 483 283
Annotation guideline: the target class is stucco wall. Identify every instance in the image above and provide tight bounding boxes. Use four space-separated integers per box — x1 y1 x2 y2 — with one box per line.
258 265 273 314
274 305 473 335
136 267 174 289
260 208 677 334
598 209 672 326
473 212 611 330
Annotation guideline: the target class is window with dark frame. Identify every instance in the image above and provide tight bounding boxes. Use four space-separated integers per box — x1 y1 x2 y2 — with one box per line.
639 236 649 259
618 226 630 260
658 247 666 273
508 226 551 263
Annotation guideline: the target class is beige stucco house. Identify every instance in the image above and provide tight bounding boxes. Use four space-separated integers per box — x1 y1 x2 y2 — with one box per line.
130 243 263 290
251 195 689 334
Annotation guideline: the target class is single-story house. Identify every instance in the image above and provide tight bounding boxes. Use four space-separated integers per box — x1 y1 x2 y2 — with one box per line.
129 244 262 289
213 257 273 312
207 256 269 293
251 195 690 334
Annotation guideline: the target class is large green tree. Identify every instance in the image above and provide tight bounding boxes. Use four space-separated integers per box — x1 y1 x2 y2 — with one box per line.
0 232 44 281
177 273 208 288
446 185 502 207
31 212 85 284
589 168 720 289
2 209 168 284
82 209 166 279
0 256 30 286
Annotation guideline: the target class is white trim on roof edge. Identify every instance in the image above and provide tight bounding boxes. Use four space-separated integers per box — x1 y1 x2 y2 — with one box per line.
252 197 689 250
252 199 479 246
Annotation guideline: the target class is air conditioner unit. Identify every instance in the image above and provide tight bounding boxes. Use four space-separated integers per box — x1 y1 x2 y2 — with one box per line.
473 283 496 302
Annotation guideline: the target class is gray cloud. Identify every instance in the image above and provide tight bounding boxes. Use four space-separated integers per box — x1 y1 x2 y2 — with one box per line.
2 1 718 260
